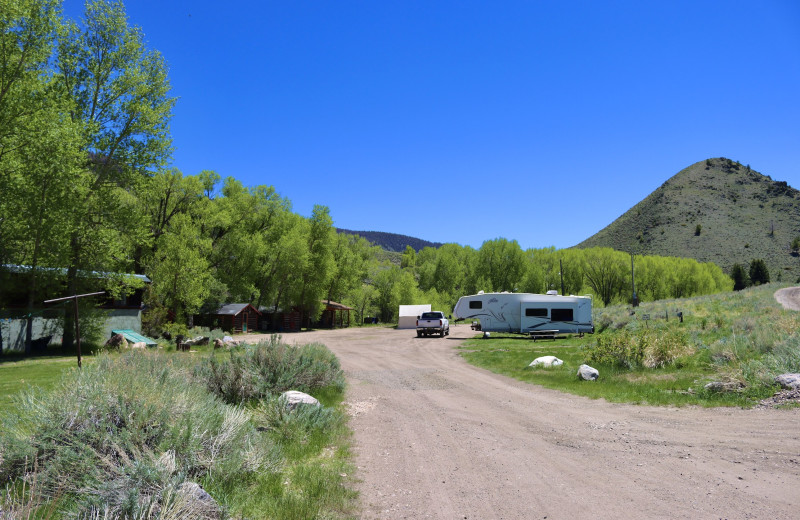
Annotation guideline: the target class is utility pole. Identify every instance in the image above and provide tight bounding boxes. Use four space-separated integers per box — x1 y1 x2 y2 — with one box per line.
559 258 565 295
44 291 105 368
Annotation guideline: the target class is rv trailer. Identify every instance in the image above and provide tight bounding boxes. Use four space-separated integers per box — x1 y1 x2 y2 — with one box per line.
453 291 593 335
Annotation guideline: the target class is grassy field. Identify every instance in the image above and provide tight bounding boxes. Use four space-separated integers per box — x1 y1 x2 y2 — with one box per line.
459 283 800 407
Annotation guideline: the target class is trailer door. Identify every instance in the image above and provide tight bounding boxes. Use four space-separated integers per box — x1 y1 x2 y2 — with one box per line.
520 304 549 332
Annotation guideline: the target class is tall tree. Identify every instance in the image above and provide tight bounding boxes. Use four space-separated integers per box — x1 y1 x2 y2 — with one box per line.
296 205 335 327
55 0 175 346
475 238 525 292
581 248 626 306
0 0 84 353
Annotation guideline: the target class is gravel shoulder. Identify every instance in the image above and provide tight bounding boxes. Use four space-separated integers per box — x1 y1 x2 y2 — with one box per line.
240 326 800 520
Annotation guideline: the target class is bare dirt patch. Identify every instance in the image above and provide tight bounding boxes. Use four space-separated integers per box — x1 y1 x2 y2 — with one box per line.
241 325 800 519
774 286 800 311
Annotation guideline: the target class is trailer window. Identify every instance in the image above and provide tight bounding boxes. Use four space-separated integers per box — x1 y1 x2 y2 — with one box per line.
525 308 548 317
551 308 574 321
469 300 482 309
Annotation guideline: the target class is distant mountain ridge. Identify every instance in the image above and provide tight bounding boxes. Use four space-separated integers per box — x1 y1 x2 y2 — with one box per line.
575 158 800 281
336 229 444 253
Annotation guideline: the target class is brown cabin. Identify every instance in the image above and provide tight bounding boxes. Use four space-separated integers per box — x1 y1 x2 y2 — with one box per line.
319 300 353 329
205 303 261 333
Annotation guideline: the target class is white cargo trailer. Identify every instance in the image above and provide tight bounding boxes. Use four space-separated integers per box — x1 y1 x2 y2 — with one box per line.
453 291 593 335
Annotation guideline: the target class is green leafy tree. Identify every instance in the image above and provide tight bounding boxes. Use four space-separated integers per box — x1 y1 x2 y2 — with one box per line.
148 213 212 324
295 205 335 326
327 233 378 304
475 238 525 292
581 248 626 306
54 0 176 346
400 245 417 269
0 0 86 353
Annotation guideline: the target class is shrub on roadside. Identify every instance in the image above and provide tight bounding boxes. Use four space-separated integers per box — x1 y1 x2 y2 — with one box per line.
196 336 345 405
0 351 276 518
583 326 691 369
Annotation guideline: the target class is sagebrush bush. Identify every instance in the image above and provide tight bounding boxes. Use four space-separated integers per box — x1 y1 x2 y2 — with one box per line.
584 326 690 369
0 351 274 518
196 336 345 404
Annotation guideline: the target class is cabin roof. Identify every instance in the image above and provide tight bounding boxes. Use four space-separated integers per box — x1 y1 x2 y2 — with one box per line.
214 303 261 316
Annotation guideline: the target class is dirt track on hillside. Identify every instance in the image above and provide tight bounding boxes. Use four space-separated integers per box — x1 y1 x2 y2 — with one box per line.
239 325 800 519
775 286 800 311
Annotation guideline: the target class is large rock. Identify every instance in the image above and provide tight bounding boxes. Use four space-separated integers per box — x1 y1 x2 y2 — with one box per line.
213 338 226 349
184 336 209 347
577 364 599 381
529 356 564 367
704 381 743 393
104 333 127 350
177 481 221 519
775 373 800 390
280 390 320 410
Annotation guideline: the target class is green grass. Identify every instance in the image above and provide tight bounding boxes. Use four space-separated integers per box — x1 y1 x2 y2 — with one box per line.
460 283 800 407
0 353 87 409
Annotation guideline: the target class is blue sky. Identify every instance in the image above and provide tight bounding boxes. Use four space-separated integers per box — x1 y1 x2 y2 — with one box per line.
63 1 800 250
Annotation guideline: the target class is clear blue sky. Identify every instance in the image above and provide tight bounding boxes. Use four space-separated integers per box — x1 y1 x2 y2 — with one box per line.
63 0 800 250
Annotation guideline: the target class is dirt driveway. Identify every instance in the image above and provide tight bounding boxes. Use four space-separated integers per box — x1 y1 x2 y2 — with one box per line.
241 325 800 519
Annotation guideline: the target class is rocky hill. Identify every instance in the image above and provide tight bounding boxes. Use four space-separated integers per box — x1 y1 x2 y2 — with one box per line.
575 158 800 282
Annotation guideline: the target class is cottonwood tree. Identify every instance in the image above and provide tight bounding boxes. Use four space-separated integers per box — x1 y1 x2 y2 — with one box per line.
475 238 525 292
148 213 212 325
326 233 378 304
56 0 175 346
0 0 85 353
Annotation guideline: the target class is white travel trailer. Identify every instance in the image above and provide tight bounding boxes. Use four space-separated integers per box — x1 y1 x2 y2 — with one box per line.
453 291 593 334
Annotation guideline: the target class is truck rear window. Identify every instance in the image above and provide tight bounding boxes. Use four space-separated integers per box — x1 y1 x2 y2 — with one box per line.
421 312 442 319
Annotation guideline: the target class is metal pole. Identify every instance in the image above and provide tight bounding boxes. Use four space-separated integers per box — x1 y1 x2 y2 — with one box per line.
44 291 105 369
74 298 81 368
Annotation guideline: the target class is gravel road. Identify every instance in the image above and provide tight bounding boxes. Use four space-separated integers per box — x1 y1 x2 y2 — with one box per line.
248 324 800 520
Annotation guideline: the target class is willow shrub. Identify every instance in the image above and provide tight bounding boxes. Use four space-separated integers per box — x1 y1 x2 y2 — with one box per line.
197 335 345 405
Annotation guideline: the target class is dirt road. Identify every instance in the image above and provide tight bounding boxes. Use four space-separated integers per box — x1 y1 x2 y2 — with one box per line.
245 326 800 519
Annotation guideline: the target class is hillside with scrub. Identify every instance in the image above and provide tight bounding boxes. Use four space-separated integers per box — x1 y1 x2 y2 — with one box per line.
576 158 800 282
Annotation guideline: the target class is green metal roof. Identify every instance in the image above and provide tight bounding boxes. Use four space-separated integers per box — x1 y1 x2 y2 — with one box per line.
111 329 158 346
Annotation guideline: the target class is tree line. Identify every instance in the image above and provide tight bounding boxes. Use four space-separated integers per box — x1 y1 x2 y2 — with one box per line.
0 1 733 354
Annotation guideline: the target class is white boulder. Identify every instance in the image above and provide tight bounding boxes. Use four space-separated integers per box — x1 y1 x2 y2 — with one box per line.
775 373 800 390
529 356 564 367
280 390 320 410
577 364 599 381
